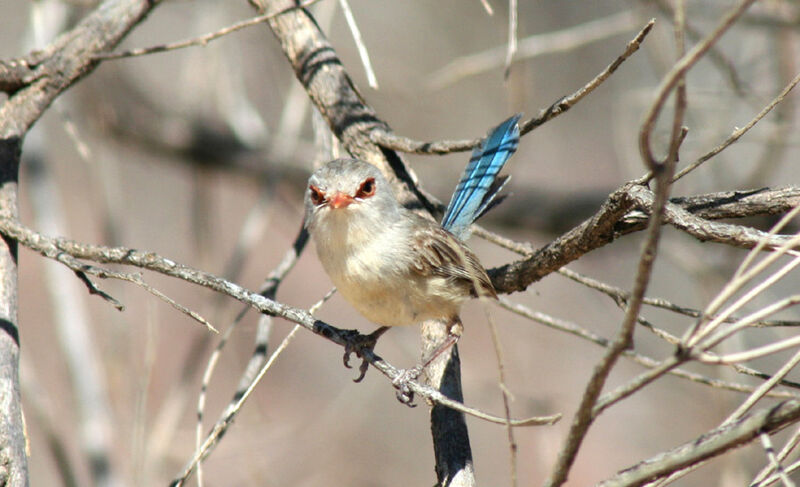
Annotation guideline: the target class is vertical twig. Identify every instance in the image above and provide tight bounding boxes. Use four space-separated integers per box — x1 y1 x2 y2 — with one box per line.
485 308 517 487
338 0 379 89
504 0 518 78
25 137 119 487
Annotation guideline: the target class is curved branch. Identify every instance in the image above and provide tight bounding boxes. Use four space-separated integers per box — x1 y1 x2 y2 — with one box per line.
638 0 756 168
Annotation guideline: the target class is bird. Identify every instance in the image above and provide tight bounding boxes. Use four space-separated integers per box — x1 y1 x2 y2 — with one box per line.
304 115 521 381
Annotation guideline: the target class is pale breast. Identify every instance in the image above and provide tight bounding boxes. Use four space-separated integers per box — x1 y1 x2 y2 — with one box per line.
316 222 462 326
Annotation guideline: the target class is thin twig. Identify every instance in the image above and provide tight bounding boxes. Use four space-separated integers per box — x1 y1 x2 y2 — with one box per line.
173 324 303 486
722 348 800 425
0 218 557 427
673 70 800 181
751 426 800 486
93 0 324 60
759 434 796 487
558 266 800 328
485 308 517 487
497 297 796 398
338 0 378 89
373 19 654 155
639 0 757 170
503 0 517 79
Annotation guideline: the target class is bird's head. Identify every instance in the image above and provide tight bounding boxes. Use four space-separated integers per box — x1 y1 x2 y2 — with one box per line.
304 158 399 234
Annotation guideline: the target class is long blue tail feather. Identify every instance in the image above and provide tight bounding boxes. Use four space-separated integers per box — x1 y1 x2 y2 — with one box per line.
441 114 521 240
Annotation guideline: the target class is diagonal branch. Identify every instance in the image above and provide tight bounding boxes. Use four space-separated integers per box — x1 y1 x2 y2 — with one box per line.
490 185 800 295
0 57 42 94
596 400 800 487
0 216 554 429
0 0 163 137
371 19 655 156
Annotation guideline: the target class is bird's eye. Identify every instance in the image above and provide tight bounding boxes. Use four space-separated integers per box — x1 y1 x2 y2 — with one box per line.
356 178 376 199
309 185 325 206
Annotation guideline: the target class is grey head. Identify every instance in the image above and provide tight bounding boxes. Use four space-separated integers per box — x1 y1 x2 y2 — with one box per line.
304 158 401 231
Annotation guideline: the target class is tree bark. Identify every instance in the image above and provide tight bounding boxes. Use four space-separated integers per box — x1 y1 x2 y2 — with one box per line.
256 2 474 483
0 137 26 487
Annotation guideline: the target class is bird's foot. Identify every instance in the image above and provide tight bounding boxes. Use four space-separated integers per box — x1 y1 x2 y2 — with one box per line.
392 365 422 406
342 326 390 382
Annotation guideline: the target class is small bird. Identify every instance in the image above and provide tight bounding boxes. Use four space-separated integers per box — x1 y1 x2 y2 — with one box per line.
304 115 521 378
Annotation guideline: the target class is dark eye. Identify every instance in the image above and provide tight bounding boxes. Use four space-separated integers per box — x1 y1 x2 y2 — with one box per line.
356 178 376 199
309 185 325 206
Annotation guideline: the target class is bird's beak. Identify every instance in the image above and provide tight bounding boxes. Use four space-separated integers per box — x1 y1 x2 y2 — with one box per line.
329 192 354 209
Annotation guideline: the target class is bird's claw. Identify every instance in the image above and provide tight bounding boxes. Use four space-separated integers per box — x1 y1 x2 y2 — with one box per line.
392 366 422 406
341 327 388 382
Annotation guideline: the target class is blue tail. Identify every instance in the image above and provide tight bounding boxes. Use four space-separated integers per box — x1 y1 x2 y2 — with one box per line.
441 114 521 240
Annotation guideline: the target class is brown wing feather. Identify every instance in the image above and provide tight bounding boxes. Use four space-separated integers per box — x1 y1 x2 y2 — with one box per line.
410 219 496 299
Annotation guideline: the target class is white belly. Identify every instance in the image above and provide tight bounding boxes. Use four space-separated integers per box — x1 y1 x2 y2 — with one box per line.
335 269 461 326
314 217 463 326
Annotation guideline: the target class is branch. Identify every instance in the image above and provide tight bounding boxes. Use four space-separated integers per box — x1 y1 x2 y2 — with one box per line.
92 0 323 61
251 1 469 483
0 217 554 428
0 0 162 137
673 70 800 181
427 11 637 90
0 56 42 93
596 400 800 487
638 0 757 169
371 19 655 155
488 185 800 295
668 187 800 220
489 184 635 293
626 185 797 250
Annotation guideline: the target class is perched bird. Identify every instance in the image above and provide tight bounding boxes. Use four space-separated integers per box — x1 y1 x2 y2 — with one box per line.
304 115 521 375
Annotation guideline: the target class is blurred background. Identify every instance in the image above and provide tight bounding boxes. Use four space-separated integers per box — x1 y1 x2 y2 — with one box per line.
2 0 800 485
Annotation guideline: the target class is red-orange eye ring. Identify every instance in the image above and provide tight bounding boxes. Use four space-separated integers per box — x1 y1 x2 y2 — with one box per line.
356 178 376 199
309 185 325 206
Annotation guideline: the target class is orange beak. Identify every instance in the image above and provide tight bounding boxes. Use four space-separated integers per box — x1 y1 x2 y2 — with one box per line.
329 192 354 209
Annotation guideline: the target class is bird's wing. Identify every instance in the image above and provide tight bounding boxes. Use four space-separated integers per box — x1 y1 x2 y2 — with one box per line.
441 114 521 241
410 221 496 299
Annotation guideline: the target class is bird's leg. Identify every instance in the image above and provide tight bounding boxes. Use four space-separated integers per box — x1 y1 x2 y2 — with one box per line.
393 318 464 405
421 318 463 369
343 326 390 382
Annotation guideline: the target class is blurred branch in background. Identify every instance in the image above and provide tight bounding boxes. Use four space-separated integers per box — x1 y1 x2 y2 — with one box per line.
428 10 638 90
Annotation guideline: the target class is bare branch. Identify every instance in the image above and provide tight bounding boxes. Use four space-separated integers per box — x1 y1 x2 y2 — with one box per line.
490 184 800 295
0 0 161 137
338 0 378 89
372 19 655 155
0 217 557 427
497 297 796 398
92 0 323 61
627 185 797 250
673 70 800 181
639 0 756 169
596 400 800 487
